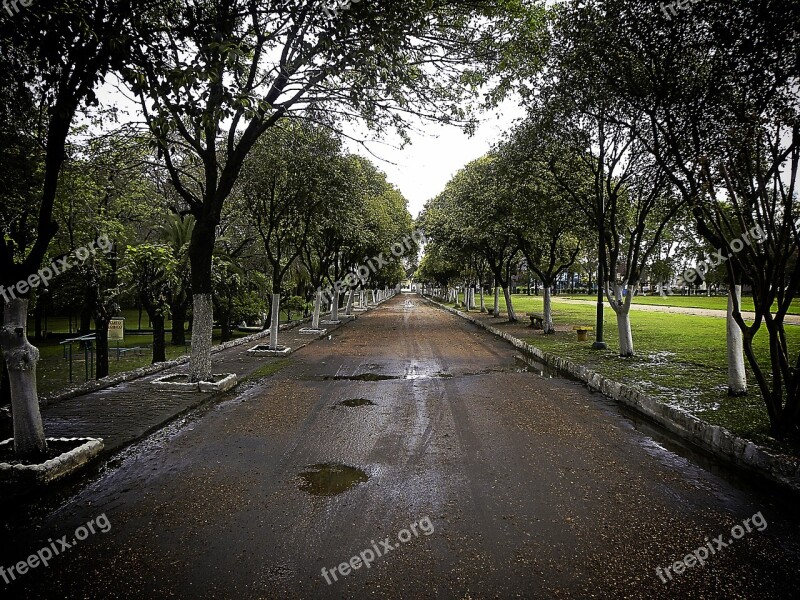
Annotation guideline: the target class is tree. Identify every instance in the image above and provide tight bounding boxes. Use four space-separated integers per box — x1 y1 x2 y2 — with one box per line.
240 122 346 350
0 0 134 457
122 244 177 363
554 0 800 435
124 0 528 381
423 156 522 321
499 120 586 333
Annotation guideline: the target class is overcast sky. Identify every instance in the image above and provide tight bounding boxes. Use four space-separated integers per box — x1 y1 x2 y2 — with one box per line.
344 99 526 218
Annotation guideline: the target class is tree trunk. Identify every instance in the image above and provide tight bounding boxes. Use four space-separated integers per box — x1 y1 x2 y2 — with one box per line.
727 285 747 396
170 301 187 345
0 352 10 409
493 286 500 316
502 286 517 321
308 289 321 329
1 299 47 457
615 307 634 357
269 293 281 350
188 214 216 382
346 289 355 315
479 285 485 312
220 308 232 343
543 285 555 334
332 290 340 321
189 293 214 382
94 316 109 379
152 314 166 363
79 305 92 335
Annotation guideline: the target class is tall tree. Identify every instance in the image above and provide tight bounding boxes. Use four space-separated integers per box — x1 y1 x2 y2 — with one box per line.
0 0 134 457
125 0 530 381
555 0 800 435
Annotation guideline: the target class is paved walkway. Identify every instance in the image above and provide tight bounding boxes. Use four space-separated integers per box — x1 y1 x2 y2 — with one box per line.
555 297 800 325
36 310 371 456
2 294 798 599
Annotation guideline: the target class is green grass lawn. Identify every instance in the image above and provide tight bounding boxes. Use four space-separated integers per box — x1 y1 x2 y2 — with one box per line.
449 292 799 455
27 307 305 397
557 293 800 315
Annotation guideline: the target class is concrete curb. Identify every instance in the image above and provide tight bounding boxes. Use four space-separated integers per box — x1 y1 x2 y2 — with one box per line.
39 318 310 407
422 294 800 495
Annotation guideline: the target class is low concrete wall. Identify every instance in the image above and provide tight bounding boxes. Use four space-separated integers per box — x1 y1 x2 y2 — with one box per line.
423 295 800 495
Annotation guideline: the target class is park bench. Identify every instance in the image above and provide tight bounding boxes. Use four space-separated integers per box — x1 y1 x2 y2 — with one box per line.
115 346 149 360
527 313 544 330
573 326 593 342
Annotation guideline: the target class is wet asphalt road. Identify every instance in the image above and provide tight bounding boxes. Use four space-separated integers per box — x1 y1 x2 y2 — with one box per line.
2 294 799 599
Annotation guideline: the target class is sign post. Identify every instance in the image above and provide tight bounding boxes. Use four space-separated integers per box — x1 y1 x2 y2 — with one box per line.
109 318 125 360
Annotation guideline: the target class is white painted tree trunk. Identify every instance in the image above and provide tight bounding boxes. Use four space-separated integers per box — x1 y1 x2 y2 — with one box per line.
269 293 281 350
479 286 485 312
656 281 664 297
543 286 554 334
345 290 355 315
727 285 747 396
616 309 634 357
189 293 214 382
1 298 47 457
606 283 634 357
467 286 475 310
312 290 323 329
502 286 517 321
332 290 340 321
493 286 500 315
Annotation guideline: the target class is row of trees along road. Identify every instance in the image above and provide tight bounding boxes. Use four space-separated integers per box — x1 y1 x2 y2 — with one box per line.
419 0 800 440
0 0 546 460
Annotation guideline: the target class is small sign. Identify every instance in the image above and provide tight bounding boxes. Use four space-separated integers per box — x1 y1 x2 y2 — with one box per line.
108 318 125 341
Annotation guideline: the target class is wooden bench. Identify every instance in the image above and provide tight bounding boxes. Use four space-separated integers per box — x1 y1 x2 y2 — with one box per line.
527 313 544 330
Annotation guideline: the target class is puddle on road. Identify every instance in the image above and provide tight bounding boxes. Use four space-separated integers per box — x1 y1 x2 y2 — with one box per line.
325 373 398 381
298 463 369 496
321 358 561 382
335 398 376 407
511 355 563 379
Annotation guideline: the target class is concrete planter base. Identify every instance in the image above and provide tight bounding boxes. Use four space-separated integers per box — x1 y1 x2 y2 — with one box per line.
152 373 239 393
0 437 104 486
247 344 292 357
320 320 341 325
299 328 327 336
